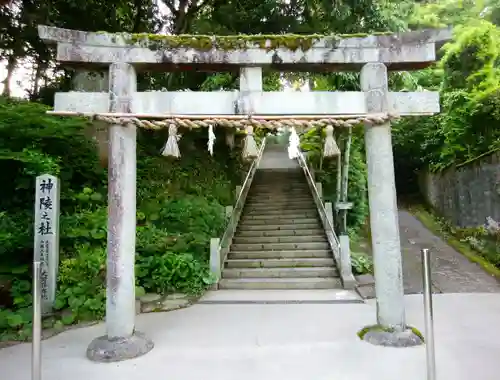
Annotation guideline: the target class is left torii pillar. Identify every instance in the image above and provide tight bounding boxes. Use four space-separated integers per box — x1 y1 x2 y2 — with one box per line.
86 63 154 362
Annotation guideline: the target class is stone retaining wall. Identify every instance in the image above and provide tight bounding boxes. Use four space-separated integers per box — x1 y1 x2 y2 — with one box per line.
419 151 500 227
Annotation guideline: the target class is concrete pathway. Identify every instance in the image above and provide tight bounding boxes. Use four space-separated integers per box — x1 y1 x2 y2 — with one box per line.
399 210 500 294
257 144 299 170
1 292 500 380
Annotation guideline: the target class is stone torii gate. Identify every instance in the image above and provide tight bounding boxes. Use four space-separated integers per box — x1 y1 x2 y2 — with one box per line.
38 25 450 361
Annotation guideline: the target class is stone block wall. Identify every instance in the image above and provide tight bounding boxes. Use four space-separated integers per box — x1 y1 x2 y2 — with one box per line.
419 151 500 228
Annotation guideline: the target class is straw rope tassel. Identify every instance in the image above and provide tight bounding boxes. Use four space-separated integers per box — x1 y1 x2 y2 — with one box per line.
323 125 340 157
161 124 181 158
288 127 300 159
208 124 216 156
242 125 258 160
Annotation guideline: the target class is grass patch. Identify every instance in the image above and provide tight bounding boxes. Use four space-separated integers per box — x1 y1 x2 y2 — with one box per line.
408 205 500 279
349 230 374 275
357 324 424 342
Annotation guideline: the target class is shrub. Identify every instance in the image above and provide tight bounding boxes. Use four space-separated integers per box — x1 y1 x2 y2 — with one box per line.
0 97 245 340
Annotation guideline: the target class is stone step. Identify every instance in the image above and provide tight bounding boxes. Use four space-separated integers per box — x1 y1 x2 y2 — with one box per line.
245 199 316 211
238 218 319 225
248 190 309 195
229 250 332 259
253 179 306 182
242 212 318 220
245 202 315 209
236 228 325 237
225 258 335 269
250 184 308 189
218 277 342 290
253 179 304 183
245 206 316 213
233 235 327 244
246 197 313 203
237 223 322 231
222 267 337 279
251 187 309 192
247 191 310 196
247 195 309 200
230 241 330 251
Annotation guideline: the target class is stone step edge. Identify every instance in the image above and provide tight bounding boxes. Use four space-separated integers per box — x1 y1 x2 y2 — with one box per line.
232 236 327 242
218 278 343 289
219 277 340 282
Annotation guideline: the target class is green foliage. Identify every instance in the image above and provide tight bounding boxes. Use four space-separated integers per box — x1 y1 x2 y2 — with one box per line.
441 20 500 92
351 252 374 275
0 98 244 341
409 0 483 29
393 19 500 196
300 127 368 233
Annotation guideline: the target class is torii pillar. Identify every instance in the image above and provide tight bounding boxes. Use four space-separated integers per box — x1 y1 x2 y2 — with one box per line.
86 63 154 362
359 63 421 346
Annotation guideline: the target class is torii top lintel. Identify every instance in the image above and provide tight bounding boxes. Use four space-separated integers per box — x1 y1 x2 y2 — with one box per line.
37 25 452 72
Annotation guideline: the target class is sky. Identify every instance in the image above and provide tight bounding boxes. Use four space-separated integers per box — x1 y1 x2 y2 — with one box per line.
0 1 306 98
0 60 32 98
0 1 169 98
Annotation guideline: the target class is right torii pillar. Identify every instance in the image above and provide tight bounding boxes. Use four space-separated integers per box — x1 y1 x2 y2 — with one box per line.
360 62 421 347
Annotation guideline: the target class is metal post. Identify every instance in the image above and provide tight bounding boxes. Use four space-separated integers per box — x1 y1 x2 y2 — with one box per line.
421 248 436 380
32 261 42 380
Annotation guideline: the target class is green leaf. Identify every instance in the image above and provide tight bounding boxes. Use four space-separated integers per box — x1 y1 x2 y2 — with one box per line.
135 286 146 297
90 193 103 201
61 313 76 325
6 313 24 328
54 297 67 310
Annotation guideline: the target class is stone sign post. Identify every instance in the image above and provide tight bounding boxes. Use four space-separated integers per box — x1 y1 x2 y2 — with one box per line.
34 174 60 315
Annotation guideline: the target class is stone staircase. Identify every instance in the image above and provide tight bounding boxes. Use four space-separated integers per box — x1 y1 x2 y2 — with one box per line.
219 168 342 290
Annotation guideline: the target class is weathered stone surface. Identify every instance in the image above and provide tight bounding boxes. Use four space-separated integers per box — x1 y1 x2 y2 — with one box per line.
139 293 162 303
86 331 154 363
53 91 439 118
38 25 451 71
141 303 161 313
356 285 376 299
139 293 192 313
419 151 500 228
356 274 375 286
160 299 190 311
105 62 138 340
165 293 189 300
361 62 406 329
38 25 452 48
355 274 375 300
362 327 424 348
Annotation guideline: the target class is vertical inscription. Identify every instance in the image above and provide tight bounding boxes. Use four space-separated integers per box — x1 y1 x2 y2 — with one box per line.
34 174 60 314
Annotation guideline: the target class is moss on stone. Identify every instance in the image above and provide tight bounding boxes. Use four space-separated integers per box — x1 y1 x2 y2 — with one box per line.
357 324 425 342
123 32 393 52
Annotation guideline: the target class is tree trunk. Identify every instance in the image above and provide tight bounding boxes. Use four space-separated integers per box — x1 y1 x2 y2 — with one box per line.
1 56 16 97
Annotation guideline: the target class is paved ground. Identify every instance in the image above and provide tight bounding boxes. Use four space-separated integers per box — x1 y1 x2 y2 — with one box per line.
258 144 300 169
398 210 500 294
1 292 500 380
